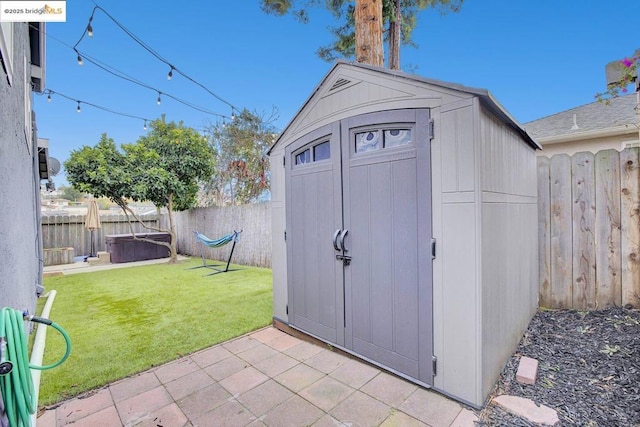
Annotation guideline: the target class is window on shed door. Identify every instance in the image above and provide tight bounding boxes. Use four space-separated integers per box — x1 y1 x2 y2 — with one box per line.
355 128 412 153
294 139 330 166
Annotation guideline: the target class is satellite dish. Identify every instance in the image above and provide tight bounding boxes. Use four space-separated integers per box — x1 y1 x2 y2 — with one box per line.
48 157 61 176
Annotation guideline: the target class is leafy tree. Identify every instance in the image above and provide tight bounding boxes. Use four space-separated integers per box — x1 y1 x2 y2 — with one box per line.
64 118 215 263
59 185 85 202
202 109 278 206
260 0 463 69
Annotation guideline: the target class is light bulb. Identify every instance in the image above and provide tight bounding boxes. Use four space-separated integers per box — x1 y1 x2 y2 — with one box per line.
143 120 147 130
47 93 51 102
77 54 83 66
87 16 93 37
167 67 173 80
157 93 161 105
77 102 81 113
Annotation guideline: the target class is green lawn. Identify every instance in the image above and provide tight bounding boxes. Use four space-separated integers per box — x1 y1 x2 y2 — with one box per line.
38 258 272 406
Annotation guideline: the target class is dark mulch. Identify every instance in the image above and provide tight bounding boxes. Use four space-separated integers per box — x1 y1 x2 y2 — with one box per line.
478 307 640 426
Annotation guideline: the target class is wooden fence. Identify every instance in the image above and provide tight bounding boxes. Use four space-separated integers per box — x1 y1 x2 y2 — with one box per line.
174 203 271 268
41 213 166 260
42 204 272 268
538 148 640 309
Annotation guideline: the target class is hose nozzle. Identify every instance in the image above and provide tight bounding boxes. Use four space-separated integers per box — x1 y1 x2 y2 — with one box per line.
0 337 13 376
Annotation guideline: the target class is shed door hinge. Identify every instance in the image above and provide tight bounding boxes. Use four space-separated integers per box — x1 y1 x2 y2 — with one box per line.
283 156 286 167
286 304 289 315
284 230 287 241
429 118 435 141
431 238 436 259
432 356 437 376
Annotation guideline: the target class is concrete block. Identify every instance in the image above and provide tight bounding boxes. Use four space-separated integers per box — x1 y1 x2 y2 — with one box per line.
516 356 539 385
493 395 559 425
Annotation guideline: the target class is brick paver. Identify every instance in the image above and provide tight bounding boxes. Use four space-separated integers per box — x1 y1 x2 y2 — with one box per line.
37 326 474 427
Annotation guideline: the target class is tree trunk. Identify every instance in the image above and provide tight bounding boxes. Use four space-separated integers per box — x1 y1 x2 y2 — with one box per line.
354 0 384 67
388 0 401 70
167 194 178 263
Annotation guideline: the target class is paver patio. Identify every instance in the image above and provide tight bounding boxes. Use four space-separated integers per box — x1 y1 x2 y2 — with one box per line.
36 326 479 427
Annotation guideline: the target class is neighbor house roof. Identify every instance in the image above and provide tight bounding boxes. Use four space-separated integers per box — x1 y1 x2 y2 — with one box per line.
524 93 638 143
269 60 540 153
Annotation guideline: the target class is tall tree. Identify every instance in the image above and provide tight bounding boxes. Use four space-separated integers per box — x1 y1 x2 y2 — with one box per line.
260 0 464 69
202 108 278 206
354 0 384 66
64 119 215 263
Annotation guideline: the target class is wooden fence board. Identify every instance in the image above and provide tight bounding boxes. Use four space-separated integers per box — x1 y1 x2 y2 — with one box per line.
549 154 572 308
594 150 622 308
620 148 640 307
571 152 596 310
537 157 551 307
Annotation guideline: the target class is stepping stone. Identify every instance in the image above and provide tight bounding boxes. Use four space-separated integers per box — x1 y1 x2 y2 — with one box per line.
493 395 559 425
516 356 539 385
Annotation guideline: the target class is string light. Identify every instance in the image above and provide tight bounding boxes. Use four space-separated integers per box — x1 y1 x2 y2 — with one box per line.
231 108 236 121
77 53 83 65
28 24 231 119
47 92 51 102
143 120 147 130
73 5 239 111
156 92 162 105
42 89 151 126
87 16 93 37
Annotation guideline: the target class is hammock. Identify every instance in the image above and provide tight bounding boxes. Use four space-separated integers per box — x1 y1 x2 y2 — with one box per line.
188 230 242 275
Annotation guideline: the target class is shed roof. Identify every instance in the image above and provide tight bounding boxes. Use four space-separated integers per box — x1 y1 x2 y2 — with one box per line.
269 61 540 153
524 93 638 142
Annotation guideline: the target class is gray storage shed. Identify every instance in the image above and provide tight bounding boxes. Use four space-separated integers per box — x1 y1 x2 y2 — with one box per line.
268 61 540 407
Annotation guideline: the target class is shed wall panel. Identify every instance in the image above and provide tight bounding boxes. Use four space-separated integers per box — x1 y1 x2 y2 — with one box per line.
440 202 478 404
481 110 537 197
479 107 538 402
441 106 475 193
270 147 288 320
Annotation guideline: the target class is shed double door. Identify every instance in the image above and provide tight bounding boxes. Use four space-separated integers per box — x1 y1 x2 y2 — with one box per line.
285 109 433 384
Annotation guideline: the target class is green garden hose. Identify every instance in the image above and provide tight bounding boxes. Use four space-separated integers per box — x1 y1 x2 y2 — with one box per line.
0 307 71 427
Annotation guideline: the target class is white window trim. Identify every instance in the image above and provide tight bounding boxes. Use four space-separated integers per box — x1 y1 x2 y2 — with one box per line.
0 21 14 85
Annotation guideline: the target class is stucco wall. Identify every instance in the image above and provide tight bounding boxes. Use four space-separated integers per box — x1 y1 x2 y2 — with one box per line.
0 22 40 315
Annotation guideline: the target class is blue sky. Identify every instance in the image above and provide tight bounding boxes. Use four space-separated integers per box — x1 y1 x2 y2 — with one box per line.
35 1 639 186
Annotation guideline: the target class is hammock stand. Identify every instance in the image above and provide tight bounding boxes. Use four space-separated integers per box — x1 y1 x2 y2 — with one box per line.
188 230 242 275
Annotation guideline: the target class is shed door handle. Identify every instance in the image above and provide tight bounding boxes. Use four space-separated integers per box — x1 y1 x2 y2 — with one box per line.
339 229 349 252
332 229 342 251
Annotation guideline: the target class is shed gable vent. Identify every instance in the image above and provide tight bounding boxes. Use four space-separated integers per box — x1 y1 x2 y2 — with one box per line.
330 78 351 91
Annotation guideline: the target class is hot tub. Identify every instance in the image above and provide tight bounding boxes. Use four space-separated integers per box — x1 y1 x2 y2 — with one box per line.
105 232 170 263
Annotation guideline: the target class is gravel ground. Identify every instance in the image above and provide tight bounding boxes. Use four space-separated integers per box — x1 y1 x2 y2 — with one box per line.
478 307 640 426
